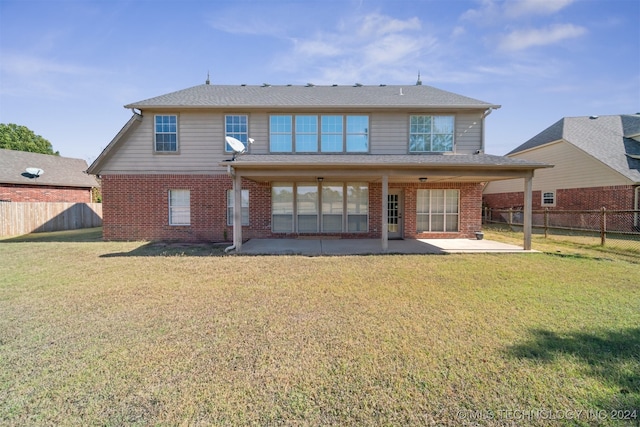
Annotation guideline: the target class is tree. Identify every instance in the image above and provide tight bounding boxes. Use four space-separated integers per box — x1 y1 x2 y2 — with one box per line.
0 123 59 155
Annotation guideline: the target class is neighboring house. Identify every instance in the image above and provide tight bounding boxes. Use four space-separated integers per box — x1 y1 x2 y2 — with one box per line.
483 114 640 229
87 81 550 250
0 148 98 203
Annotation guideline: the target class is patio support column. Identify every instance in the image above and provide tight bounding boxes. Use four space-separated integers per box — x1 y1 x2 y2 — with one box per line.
233 171 243 251
381 174 388 251
523 172 533 250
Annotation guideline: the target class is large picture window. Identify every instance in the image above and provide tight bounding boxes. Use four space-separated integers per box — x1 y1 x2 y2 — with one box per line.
227 189 249 226
416 189 459 232
169 189 190 225
225 115 248 152
271 183 368 233
269 114 368 153
155 115 178 152
409 115 454 152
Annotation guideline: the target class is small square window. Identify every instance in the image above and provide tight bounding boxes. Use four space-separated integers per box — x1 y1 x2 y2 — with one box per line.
542 191 555 206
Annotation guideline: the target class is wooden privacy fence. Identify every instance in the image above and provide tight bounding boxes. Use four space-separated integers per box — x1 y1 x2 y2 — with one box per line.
0 202 102 237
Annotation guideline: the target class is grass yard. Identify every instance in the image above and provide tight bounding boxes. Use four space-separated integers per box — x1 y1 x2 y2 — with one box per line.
1 229 638 426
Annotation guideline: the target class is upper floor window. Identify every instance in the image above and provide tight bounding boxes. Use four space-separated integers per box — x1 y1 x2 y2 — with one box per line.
225 115 248 152
295 116 318 152
321 115 343 152
269 114 368 153
409 115 454 153
270 115 293 152
346 116 369 152
155 115 178 152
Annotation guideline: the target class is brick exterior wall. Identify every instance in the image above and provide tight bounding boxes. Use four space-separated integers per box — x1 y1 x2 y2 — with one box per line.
101 174 484 242
483 185 637 211
0 184 92 203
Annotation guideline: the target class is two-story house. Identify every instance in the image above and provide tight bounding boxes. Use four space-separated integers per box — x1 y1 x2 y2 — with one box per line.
87 81 550 250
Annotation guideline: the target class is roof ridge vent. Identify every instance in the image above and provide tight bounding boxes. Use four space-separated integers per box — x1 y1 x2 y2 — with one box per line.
354 83 363 87
306 82 315 87
589 115 599 119
262 83 271 87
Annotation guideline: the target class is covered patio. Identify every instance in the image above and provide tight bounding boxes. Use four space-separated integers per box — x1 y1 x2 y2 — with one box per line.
238 237 534 255
224 154 551 253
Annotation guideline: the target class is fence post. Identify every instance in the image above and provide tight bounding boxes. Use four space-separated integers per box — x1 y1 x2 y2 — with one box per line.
544 208 549 239
508 208 513 227
600 207 606 246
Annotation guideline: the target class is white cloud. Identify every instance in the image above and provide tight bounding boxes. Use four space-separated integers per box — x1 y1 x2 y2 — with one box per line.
462 0 576 22
498 23 587 51
357 14 421 37
272 13 435 84
505 0 576 18
293 38 345 58
1 53 94 77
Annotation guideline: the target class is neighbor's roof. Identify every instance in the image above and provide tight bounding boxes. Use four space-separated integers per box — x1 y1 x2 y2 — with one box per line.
0 148 98 188
507 114 640 182
125 83 500 110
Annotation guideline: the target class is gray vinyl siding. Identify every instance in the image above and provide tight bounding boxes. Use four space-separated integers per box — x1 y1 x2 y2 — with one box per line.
370 112 407 154
101 111 230 174
98 109 487 173
455 113 484 154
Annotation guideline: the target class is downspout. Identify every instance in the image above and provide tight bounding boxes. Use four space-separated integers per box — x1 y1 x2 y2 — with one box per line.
480 106 498 154
224 164 236 253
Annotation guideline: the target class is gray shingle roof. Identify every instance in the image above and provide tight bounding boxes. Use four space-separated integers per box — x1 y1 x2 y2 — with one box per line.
0 149 98 188
507 114 640 182
126 84 500 110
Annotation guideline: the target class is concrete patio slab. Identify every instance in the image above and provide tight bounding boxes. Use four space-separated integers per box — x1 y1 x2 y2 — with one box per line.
238 238 534 255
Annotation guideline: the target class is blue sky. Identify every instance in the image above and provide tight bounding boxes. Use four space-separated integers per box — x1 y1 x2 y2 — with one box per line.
1 0 638 163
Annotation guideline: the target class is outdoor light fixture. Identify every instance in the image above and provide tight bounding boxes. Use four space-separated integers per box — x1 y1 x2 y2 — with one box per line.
419 177 428 183
317 177 324 182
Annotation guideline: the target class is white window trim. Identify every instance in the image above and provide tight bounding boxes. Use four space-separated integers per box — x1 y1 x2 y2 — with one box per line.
541 190 556 207
271 182 368 233
409 115 455 153
169 189 190 226
154 114 179 153
269 114 370 153
224 114 249 153
416 189 460 233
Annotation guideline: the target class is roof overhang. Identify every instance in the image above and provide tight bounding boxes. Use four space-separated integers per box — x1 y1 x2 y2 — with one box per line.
221 154 552 183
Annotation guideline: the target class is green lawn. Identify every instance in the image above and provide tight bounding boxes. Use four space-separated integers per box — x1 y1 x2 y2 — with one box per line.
1 229 638 426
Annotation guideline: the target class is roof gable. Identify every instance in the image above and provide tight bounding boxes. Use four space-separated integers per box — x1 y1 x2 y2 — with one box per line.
0 149 98 188
125 84 500 110
508 114 640 183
